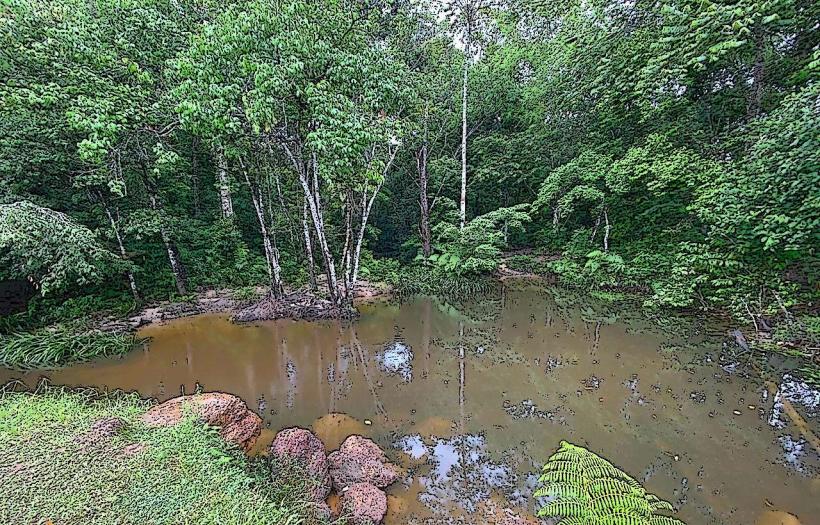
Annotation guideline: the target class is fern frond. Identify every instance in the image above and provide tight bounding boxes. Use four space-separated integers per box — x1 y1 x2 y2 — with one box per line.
591 494 652 517
558 518 589 525
598 515 650 525
538 501 589 518
535 441 686 525
646 495 675 512
539 470 589 487
535 481 587 501
587 478 646 498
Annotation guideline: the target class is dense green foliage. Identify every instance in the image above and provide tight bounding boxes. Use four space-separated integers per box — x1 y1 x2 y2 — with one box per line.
0 0 817 366
0 386 323 524
536 441 685 525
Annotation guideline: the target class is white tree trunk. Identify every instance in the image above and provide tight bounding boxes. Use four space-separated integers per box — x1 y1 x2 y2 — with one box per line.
302 198 317 290
460 39 469 231
603 208 610 252
242 167 283 297
103 202 139 301
151 196 187 297
299 153 340 306
351 146 395 289
217 150 234 219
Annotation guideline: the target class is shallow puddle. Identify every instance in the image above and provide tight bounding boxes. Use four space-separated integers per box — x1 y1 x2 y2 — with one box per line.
2 282 818 524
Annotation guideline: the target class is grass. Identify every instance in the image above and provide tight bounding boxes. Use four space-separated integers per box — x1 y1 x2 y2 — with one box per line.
0 322 137 370
0 385 321 525
395 266 499 298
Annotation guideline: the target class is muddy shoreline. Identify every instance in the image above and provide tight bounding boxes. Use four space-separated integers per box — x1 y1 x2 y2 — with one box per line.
98 281 392 333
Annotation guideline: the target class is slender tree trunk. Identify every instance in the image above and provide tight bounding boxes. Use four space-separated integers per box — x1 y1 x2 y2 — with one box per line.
350 146 396 290
280 141 340 306
590 212 601 244
748 29 766 120
342 193 353 300
217 149 234 219
241 164 284 297
603 207 610 252
149 193 188 296
302 198 317 291
300 152 340 306
102 201 139 302
351 182 382 287
416 143 432 258
190 137 201 218
460 29 469 231
138 157 188 296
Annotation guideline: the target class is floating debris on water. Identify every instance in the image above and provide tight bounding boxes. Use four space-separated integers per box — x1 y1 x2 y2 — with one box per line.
502 399 562 422
690 391 707 404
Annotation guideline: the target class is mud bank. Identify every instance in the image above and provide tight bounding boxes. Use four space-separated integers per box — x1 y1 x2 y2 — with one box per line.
99 281 391 333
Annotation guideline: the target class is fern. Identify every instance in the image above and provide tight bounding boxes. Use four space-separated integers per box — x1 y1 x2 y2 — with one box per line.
536 441 686 525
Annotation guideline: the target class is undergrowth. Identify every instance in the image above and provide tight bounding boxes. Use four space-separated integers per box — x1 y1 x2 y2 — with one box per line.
0 322 137 370
395 265 499 298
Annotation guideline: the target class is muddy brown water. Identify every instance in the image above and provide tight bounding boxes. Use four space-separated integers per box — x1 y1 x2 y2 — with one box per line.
2 282 819 524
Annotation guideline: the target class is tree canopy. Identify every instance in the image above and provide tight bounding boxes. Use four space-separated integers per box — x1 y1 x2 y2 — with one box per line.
0 0 816 324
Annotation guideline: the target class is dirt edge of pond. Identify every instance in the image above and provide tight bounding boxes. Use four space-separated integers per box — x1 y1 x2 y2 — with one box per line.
98 281 392 333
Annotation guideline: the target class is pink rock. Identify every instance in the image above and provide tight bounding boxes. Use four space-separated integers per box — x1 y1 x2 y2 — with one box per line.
339 482 388 525
328 435 399 490
269 427 331 501
139 392 261 452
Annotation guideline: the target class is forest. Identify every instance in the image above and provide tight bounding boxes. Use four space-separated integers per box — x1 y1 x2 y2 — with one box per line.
0 0 818 523
1 0 818 348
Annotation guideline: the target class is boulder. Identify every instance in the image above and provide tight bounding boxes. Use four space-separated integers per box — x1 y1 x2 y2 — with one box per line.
339 482 388 525
139 392 261 452
328 435 399 491
269 427 331 501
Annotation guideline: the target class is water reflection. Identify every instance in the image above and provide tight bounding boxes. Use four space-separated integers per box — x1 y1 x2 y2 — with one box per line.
377 342 413 382
397 433 518 515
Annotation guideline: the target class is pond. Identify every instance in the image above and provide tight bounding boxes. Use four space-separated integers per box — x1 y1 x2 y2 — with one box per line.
2 281 818 524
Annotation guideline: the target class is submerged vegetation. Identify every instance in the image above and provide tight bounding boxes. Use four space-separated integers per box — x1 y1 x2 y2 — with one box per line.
0 385 322 525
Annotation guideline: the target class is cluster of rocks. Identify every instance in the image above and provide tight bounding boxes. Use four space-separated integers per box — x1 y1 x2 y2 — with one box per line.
139 392 399 524
270 427 400 525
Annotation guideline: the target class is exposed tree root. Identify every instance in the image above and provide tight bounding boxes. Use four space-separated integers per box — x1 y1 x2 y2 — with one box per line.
232 291 357 323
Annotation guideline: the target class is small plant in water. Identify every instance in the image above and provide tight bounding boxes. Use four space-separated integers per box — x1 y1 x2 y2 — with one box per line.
536 441 685 525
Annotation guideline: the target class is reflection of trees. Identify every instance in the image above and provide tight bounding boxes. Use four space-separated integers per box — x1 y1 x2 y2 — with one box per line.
422 299 431 379
350 326 389 424
328 322 352 413
405 433 516 515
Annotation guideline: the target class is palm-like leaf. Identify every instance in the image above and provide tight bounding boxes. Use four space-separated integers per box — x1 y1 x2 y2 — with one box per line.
536 441 686 525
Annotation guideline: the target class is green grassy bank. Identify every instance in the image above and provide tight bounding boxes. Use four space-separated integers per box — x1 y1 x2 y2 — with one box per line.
0 386 319 525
